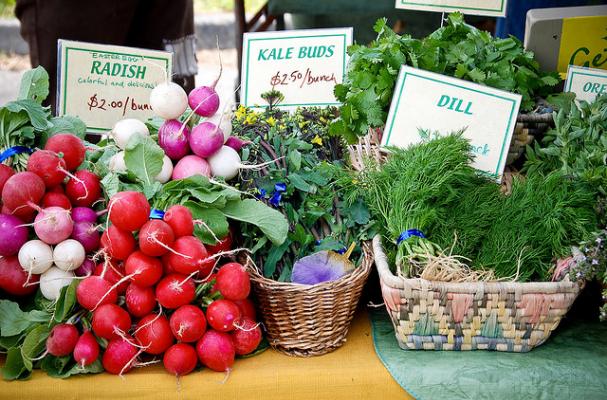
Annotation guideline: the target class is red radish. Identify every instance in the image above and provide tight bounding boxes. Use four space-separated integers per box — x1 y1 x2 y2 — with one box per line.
32 206 73 245
75 259 96 277
26 150 67 187
206 231 233 255
233 299 257 321
73 330 100 367
171 155 211 180
225 136 250 152
204 273 219 293
72 207 98 223
167 235 213 276
231 317 262 355
215 262 250 301
169 305 207 343
44 133 86 171
155 273 195 309
92 304 132 340
162 253 176 275
41 192 71 209
196 330 235 372
150 82 188 120
100 225 135 260
124 251 163 287
163 205 194 237
71 221 100 252
134 314 174 355
158 119 191 160
189 122 224 158
1 171 45 216
125 283 156 318
65 170 101 207
102 337 138 375
138 220 175 257
46 323 79 357
0 164 15 195
163 343 197 376
0 256 38 296
94 261 129 294
0 213 28 256
76 276 117 310
48 185 64 194
206 299 242 332
108 191 150 232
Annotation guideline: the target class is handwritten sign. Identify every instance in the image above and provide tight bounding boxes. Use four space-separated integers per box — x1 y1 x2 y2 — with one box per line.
395 0 508 17
57 40 172 134
565 65 607 104
557 15 607 75
240 28 352 109
383 66 521 180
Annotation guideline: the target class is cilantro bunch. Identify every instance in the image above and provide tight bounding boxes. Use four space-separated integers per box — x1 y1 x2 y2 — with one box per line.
332 13 560 143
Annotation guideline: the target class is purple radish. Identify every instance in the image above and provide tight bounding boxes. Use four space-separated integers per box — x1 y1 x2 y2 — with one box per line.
225 136 251 152
75 259 96 277
71 221 101 253
72 207 98 223
0 213 28 256
189 122 224 158
159 119 191 160
172 155 211 180
188 54 222 117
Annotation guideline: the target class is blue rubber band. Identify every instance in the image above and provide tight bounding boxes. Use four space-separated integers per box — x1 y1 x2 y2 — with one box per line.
149 209 165 219
0 146 33 163
396 229 426 245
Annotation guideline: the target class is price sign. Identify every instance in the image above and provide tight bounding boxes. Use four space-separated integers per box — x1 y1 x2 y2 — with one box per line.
57 40 172 134
240 28 352 109
383 66 521 180
564 65 607 104
395 0 508 17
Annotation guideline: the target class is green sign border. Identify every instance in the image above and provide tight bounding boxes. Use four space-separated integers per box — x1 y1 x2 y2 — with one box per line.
398 0 505 13
383 68 518 177
60 45 171 133
565 66 607 93
243 32 349 108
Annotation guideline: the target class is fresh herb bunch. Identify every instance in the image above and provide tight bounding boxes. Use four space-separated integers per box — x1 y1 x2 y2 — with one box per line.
231 102 375 281
0 67 86 170
331 13 559 142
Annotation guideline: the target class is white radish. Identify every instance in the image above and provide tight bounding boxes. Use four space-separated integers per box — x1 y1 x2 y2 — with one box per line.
18 240 54 274
40 267 75 300
208 146 282 181
53 239 86 271
154 155 174 184
150 82 188 120
109 151 127 173
111 119 150 149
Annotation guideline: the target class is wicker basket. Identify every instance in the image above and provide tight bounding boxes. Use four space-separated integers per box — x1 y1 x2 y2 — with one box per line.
507 110 554 165
373 236 582 352
245 242 373 357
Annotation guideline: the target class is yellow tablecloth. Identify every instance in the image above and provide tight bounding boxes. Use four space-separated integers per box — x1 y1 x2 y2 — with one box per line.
0 312 413 400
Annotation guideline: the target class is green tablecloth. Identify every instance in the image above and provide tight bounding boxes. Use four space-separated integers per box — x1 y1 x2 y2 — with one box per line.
370 310 607 400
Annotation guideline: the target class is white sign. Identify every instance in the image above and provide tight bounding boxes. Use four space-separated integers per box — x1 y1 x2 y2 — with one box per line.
240 28 353 109
383 66 521 180
57 40 172 134
395 0 508 17
564 65 607 104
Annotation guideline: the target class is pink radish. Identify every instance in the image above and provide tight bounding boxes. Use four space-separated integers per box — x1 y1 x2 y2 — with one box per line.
72 207 98 223
125 283 156 318
225 136 250 152
215 262 250 301
155 273 196 309
33 206 73 245
189 122 224 158
102 337 138 375
41 192 71 210
46 323 79 357
0 213 28 256
92 303 132 340
73 330 100 367
71 221 101 252
206 299 241 332
163 343 198 377
76 275 117 310
0 256 39 296
26 150 68 187
100 225 136 261
1 171 45 218
134 314 174 355
138 220 175 257
108 191 150 232
44 134 86 171
163 205 194 237
195 330 235 372
171 155 211 180
231 317 262 355
75 259 96 277
124 250 163 287
150 82 188 120
167 235 213 276
169 304 207 343
158 120 191 160
188 58 222 117
65 170 101 207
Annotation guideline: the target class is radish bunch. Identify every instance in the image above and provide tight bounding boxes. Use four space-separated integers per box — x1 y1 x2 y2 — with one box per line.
0 134 104 300
72 192 262 376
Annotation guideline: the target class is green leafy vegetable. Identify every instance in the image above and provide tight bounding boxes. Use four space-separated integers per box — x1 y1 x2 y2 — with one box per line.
0 300 50 337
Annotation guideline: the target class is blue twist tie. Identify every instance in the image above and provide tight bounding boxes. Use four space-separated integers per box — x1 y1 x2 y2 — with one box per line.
149 209 165 219
396 229 426 245
0 146 33 163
